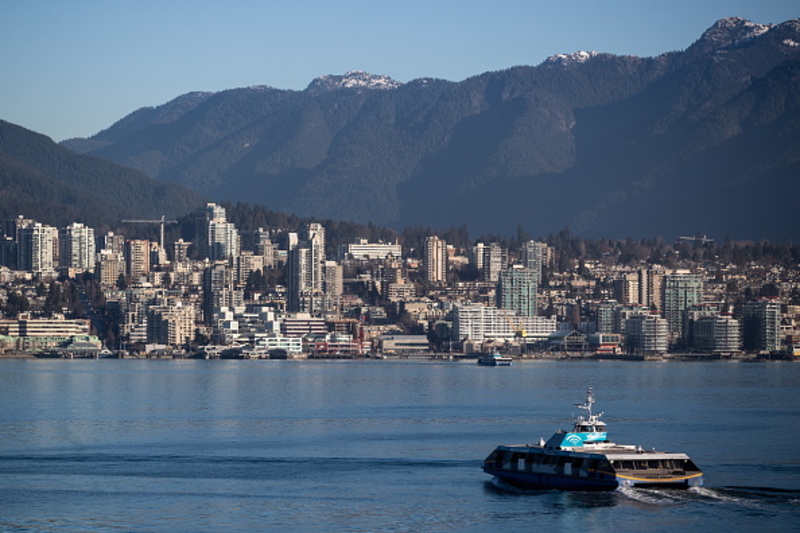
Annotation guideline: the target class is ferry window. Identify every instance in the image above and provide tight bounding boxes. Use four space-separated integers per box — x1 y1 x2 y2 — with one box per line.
648 460 661 469
596 425 606 432
621 461 634 469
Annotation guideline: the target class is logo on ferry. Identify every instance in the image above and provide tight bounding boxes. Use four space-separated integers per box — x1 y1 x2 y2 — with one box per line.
564 434 584 446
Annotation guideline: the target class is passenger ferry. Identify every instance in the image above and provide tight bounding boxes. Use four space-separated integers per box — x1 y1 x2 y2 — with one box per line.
477 353 513 366
482 389 703 490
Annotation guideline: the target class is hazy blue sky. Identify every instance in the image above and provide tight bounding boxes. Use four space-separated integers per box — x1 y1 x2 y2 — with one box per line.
2 1 798 141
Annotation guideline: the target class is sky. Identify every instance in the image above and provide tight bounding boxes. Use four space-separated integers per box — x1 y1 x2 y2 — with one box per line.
1 1 798 142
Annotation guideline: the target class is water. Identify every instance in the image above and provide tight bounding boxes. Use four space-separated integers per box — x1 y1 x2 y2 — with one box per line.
0 359 797 531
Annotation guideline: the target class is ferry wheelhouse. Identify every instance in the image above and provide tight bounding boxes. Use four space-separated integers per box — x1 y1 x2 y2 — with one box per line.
482 389 703 491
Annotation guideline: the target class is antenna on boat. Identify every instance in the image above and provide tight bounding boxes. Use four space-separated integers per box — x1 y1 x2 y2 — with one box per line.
573 388 602 424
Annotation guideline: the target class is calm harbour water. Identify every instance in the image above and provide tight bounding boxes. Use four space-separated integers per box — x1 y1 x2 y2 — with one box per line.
0 358 797 532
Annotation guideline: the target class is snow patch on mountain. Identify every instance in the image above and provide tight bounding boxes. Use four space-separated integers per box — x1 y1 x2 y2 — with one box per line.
306 71 402 94
544 51 600 66
697 17 773 50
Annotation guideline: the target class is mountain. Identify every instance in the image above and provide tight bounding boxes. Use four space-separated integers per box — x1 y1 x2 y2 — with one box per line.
61 18 800 240
0 120 205 231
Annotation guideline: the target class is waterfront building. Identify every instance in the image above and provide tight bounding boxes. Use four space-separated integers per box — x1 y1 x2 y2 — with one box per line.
146 301 195 347
742 300 781 353
684 303 722 348
693 315 741 353
424 236 447 284
281 314 328 337
453 304 557 344
497 266 538 317
375 334 430 356
625 314 669 356
662 271 703 345
0 314 95 353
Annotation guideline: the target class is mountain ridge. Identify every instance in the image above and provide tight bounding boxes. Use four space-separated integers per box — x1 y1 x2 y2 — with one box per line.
59 17 800 240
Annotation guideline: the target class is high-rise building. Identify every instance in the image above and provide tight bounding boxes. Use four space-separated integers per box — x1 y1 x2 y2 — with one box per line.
102 231 125 255
324 260 343 296
17 222 57 273
287 223 327 313
595 300 619 334
58 223 96 272
305 223 325 290
173 239 190 263
742 300 781 353
5 216 33 243
424 236 447 284
613 273 639 304
521 241 545 274
195 203 239 262
638 268 663 311
202 263 243 324
96 250 125 287
481 242 506 282
497 266 539 317
662 271 703 344
125 239 151 280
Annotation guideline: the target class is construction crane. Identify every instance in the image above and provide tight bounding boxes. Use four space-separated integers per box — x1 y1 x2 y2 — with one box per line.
121 215 178 251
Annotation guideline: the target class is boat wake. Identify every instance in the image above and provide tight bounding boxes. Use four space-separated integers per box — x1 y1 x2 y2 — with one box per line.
616 485 800 509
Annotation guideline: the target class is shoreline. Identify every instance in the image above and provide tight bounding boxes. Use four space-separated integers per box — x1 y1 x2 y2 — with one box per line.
0 352 793 362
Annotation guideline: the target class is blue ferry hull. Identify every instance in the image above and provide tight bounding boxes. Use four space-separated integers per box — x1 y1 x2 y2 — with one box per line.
483 467 620 491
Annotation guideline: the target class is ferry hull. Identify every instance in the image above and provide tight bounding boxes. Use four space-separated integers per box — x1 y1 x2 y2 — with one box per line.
484 466 702 491
483 467 619 491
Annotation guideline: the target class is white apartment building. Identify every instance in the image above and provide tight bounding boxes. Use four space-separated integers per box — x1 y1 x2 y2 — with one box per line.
453 304 557 343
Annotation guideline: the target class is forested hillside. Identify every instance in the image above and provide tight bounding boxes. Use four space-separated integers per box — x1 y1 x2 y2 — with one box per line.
0 120 204 232
61 18 800 240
